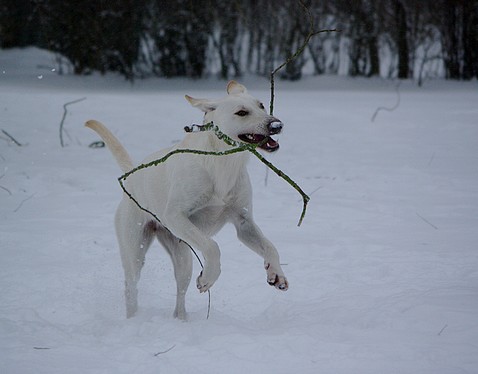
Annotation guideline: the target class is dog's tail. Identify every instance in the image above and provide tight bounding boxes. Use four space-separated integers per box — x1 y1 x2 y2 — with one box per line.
85 120 134 173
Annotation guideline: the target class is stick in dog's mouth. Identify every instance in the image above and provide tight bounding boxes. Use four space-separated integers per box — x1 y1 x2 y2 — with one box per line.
238 133 279 152
239 119 282 152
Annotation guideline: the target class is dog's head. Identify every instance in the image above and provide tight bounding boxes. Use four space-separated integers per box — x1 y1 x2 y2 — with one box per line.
185 81 283 152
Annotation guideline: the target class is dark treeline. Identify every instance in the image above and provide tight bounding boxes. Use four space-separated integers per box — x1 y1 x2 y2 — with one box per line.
1 0 477 82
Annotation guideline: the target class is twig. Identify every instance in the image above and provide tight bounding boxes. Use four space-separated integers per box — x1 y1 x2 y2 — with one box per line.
14 193 35 212
33 347 51 350
427 152 435 167
303 185 322 201
154 345 176 356
0 171 11 195
416 212 438 230
0 185 11 195
269 0 340 115
371 81 401 122
297 184 326 201
437 324 448 336
59 97 86 147
1 129 24 146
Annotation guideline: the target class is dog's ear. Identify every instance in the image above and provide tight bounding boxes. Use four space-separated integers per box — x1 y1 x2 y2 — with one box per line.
185 95 217 113
227 80 247 95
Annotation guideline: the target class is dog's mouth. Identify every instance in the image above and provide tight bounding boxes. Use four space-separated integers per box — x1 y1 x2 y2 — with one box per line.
238 134 279 152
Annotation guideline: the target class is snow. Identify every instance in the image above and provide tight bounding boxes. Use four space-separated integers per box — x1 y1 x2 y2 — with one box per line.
1 47 478 373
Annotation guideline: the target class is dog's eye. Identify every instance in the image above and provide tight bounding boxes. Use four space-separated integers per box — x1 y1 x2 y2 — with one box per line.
235 110 249 117
259 102 265 110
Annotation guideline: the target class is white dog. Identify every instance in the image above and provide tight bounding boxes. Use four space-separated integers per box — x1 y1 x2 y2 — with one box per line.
86 81 288 319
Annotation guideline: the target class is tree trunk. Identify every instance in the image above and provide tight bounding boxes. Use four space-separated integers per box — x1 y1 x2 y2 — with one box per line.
462 1 478 79
442 0 461 79
367 35 380 77
394 0 409 79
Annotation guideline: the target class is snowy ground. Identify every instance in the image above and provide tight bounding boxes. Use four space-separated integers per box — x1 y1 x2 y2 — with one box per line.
1 48 478 373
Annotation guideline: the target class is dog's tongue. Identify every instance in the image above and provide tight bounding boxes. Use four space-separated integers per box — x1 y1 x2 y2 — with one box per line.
266 137 278 148
261 136 279 152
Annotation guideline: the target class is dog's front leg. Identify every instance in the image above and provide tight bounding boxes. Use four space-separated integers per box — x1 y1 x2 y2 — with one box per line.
233 211 288 291
163 212 221 293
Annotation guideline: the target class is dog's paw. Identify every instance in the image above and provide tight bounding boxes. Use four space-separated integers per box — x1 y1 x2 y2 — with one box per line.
265 263 289 291
267 274 289 291
173 309 188 321
196 273 215 293
196 266 221 293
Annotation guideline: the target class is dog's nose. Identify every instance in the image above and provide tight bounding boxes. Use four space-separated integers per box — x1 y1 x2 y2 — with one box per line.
268 120 283 135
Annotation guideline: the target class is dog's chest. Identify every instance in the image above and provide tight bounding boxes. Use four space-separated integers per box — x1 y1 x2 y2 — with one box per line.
202 152 249 200
187 177 238 234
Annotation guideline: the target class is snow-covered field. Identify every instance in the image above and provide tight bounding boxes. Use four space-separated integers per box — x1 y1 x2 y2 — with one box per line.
1 48 477 373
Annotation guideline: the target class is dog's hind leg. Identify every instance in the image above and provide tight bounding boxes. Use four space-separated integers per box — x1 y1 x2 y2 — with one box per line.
156 227 192 320
115 200 155 318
